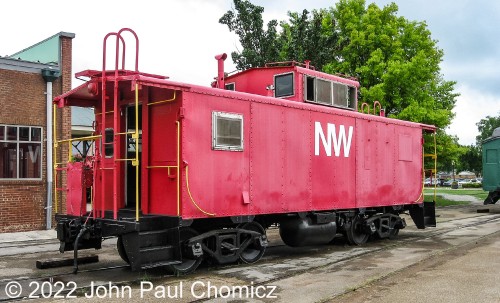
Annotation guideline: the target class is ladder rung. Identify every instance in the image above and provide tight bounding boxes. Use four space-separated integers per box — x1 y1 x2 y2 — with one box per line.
424 154 437 159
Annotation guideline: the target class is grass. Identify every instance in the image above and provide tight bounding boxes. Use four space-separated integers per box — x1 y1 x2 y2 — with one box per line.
423 188 488 207
424 188 488 200
432 195 470 207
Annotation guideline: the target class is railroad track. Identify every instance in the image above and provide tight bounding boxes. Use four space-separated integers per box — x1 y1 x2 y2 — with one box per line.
189 211 500 302
0 208 498 301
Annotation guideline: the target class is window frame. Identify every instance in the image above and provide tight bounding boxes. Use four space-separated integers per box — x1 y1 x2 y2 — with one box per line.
0 124 43 180
303 75 357 110
274 72 295 98
225 82 236 91
212 111 244 151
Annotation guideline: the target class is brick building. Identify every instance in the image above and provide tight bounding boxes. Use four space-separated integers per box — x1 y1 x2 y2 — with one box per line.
0 32 74 232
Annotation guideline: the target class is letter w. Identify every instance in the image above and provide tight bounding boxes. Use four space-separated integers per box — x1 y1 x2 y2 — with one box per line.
314 122 353 157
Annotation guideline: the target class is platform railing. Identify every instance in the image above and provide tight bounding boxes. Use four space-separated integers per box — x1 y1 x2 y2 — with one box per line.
417 132 438 203
52 104 101 214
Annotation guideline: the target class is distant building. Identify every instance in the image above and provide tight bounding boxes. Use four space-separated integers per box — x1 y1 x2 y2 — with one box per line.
458 171 476 179
0 32 74 232
71 107 94 158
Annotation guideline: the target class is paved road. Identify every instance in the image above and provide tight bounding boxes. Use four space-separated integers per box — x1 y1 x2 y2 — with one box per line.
329 230 500 303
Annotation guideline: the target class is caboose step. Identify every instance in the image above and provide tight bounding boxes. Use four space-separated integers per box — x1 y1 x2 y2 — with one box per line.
139 229 171 247
139 245 175 264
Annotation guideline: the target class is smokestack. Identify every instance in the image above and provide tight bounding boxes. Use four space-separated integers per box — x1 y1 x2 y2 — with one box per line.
215 53 227 89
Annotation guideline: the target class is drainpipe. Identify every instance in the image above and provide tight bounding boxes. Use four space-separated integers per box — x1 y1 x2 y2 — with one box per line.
42 68 61 230
215 53 227 89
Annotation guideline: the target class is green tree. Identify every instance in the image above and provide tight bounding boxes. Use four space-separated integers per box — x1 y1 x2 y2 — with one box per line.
476 113 500 145
220 0 460 163
325 0 458 130
277 9 339 70
457 145 482 175
429 131 463 173
219 0 281 70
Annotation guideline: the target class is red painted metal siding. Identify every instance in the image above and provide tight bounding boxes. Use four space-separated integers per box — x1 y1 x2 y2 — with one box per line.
226 67 294 98
355 119 423 207
312 113 356 210
174 86 423 220
66 162 87 216
58 76 426 221
146 90 181 215
180 92 251 218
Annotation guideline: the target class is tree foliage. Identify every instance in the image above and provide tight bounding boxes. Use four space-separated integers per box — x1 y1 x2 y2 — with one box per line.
476 112 500 145
220 0 457 127
456 145 482 175
220 0 461 164
219 0 281 70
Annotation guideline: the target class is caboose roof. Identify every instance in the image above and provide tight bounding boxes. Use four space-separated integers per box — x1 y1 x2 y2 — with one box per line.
54 68 435 132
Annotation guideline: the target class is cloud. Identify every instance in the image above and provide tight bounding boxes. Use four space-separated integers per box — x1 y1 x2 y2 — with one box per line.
448 84 500 145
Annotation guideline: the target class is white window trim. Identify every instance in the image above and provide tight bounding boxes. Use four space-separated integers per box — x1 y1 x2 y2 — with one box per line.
0 124 43 180
212 111 244 151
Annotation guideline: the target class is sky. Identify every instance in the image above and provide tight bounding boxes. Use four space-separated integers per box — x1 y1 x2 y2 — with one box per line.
1 0 499 146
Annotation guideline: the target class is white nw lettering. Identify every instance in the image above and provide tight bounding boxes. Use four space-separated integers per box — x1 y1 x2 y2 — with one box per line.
314 122 353 157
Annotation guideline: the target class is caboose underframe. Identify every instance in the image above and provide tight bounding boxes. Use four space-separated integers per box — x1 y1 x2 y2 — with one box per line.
53 29 436 273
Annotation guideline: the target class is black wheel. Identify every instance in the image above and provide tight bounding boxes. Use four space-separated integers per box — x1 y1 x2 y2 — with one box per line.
388 227 400 239
168 227 203 275
117 236 130 264
373 217 400 240
239 222 266 264
346 215 370 245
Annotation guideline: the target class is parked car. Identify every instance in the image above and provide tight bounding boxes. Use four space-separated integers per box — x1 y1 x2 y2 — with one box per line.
458 179 470 185
424 178 438 186
443 179 454 187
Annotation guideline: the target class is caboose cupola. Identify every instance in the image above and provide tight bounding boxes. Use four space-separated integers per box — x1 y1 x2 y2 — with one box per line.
221 60 359 111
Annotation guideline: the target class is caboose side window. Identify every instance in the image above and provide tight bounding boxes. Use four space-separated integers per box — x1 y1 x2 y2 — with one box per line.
0 124 42 179
274 72 294 98
316 78 333 105
104 128 114 157
212 112 243 151
304 75 356 110
333 82 348 107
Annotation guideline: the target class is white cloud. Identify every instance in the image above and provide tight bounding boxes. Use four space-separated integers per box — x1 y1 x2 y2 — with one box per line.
448 84 500 146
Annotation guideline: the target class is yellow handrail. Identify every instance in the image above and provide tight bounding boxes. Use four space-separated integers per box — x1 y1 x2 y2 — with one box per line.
176 121 180 216
147 165 177 176
115 131 135 136
148 90 176 106
57 135 101 144
417 132 438 203
95 110 114 115
185 164 215 217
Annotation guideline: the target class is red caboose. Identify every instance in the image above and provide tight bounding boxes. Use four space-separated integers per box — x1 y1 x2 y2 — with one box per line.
54 29 436 273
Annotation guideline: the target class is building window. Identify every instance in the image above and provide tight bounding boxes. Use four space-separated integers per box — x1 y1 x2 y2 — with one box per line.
274 72 294 98
0 125 42 179
212 111 243 151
